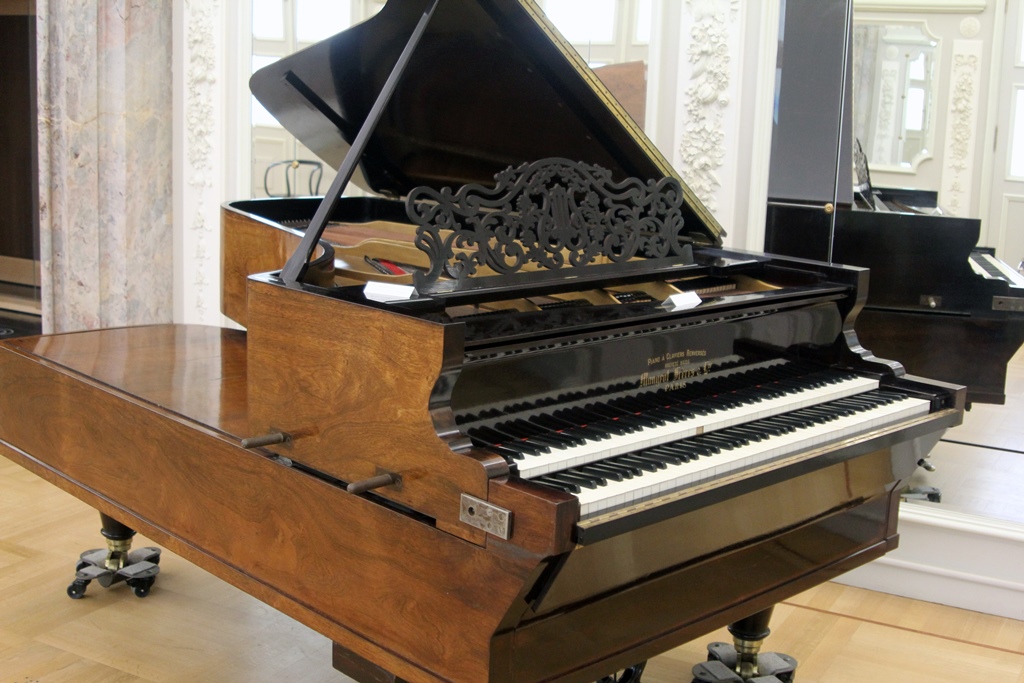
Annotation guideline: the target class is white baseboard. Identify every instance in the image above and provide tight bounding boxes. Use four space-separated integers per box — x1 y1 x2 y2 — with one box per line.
835 503 1024 620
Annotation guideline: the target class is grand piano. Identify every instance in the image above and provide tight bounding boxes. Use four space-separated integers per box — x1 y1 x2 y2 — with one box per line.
0 1 965 682
766 163 1024 407
764 0 1024 407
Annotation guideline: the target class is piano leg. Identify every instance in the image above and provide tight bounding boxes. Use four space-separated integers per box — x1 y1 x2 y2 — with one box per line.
691 607 797 682
334 639 648 683
333 642 413 683
597 662 647 682
65 512 161 599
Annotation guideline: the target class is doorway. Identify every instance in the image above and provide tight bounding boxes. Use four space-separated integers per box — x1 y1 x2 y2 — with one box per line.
987 0 1024 271
0 1 41 337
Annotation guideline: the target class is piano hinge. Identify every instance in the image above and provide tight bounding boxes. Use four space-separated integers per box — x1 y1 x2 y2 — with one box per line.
459 494 512 540
993 296 1024 312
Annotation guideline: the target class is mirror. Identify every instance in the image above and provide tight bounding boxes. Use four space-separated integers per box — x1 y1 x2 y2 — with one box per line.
852 22 939 173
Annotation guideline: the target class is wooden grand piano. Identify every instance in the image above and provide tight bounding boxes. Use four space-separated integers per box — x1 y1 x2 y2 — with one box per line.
0 1 965 682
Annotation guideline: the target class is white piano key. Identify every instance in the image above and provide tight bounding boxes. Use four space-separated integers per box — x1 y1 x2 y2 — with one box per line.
970 252 1024 287
571 396 930 517
515 374 880 479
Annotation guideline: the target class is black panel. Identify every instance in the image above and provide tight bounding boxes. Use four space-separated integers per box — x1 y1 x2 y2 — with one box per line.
831 208 986 310
764 203 832 262
768 0 852 204
0 14 37 263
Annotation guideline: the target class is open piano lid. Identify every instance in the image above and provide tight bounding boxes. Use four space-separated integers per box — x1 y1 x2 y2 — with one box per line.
249 0 724 249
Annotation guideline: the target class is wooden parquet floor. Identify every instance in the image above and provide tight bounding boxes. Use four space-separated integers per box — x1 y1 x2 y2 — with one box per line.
1 456 1023 683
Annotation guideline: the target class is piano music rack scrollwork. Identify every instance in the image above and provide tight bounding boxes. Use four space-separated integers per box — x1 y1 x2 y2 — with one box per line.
407 157 694 290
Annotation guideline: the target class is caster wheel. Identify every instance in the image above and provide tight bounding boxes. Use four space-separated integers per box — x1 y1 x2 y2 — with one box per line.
75 560 90 572
130 577 155 598
67 579 89 599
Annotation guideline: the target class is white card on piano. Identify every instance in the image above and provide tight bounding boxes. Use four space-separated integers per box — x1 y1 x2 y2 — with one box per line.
662 290 702 310
364 281 417 303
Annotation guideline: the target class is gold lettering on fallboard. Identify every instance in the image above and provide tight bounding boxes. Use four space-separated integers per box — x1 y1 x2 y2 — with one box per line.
638 360 713 390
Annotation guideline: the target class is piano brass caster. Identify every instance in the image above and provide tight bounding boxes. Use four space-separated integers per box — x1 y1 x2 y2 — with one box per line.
103 537 133 572
691 642 796 683
597 661 646 682
734 638 761 680
68 546 161 599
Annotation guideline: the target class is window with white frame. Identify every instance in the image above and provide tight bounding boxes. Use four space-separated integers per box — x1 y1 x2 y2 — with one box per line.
248 0 649 197
250 0 385 197
539 0 651 67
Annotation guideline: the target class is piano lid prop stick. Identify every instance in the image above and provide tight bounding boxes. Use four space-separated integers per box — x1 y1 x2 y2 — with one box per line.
279 0 442 285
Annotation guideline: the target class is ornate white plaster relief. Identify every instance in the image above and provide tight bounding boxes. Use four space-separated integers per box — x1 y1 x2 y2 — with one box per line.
939 40 982 217
176 0 223 326
959 16 981 38
678 0 740 216
871 61 901 165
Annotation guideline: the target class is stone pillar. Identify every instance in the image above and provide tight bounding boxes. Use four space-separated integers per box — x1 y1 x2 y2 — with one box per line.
36 1 173 333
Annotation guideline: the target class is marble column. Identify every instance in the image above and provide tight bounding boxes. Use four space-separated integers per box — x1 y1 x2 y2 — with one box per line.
37 1 173 333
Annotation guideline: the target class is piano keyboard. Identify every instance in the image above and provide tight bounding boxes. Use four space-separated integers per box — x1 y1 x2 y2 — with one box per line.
970 252 1024 288
463 360 930 517
538 390 929 516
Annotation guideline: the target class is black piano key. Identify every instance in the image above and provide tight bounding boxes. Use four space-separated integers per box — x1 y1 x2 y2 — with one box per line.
645 445 694 462
637 448 685 465
493 422 579 448
608 402 673 426
545 471 603 489
628 452 679 469
728 424 770 440
469 426 546 455
502 418 585 444
614 454 666 472
535 475 581 494
556 407 636 435
700 431 747 447
470 439 524 461
591 460 645 477
796 406 840 421
528 413 610 441
767 412 812 428
675 400 714 416
757 417 797 434
662 438 719 456
585 400 662 425
576 463 626 481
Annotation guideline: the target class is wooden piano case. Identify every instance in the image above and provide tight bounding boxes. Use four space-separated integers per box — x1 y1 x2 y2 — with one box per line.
0 316 956 682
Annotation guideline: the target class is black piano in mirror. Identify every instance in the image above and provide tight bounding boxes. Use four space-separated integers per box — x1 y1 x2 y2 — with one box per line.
764 0 1024 407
